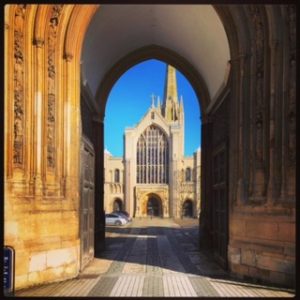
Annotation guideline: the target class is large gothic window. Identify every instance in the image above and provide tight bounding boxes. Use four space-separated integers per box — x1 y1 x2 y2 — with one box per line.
136 125 168 184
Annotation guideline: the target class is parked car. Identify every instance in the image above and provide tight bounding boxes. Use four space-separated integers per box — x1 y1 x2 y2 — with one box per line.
105 213 128 226
113 211 132 222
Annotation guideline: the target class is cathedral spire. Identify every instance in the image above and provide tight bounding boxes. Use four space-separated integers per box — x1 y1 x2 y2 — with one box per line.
163 64 179 122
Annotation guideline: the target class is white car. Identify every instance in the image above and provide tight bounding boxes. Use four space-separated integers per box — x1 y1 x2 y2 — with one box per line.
112 211 132 222
105 213 128 226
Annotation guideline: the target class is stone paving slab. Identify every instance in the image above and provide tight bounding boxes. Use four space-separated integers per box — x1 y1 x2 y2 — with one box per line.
208 278 295 297
16 218 295 298
163 274 197 297
88 276 118 297
122 259 146 273
142 275 164 297
189 276 220 297
110 274 144 296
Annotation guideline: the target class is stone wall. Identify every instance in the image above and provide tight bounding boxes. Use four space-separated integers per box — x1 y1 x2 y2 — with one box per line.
228 210 295 287
5 189 81 289
104 153 125 213
4 4 98 289
225 5 296 288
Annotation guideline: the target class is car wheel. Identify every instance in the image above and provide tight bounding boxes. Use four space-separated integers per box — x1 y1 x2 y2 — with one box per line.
115 220 121 226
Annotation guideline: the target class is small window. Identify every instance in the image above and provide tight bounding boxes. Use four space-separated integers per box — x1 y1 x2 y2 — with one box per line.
151 112 155 119
114 169 120 183
185 168 192 181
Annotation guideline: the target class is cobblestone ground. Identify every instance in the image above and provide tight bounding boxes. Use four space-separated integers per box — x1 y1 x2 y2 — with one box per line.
16 218 295 297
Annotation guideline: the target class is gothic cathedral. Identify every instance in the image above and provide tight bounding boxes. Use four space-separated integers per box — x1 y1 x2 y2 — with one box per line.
104 65 201 218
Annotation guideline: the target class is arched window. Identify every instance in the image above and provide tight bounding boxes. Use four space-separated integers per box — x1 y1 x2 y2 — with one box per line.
185 167 192 181
114 169 120 183
136 125 168 184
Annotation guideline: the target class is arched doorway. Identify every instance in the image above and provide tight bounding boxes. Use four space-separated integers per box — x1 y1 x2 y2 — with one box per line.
83 46 208 253
147 195 162 217
113 198 123 212
182 200 193 218
80 6 231 265
81 4 230 257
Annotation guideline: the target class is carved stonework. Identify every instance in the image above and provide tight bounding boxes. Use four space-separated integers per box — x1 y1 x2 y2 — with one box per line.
255 111 263 165
64 53 73 62
287 6 296 167
135 186 170 217
46 5 63 169
13 5 26 166
249 6 266 198
14 5 25 32
33 38 44 48
288 5 296 53
250 5 265 141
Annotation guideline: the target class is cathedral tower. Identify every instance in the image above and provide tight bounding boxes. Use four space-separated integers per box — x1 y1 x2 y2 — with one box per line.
162 65 181 123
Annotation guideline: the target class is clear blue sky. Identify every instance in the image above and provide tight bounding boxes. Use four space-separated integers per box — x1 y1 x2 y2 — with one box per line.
104 59 201 157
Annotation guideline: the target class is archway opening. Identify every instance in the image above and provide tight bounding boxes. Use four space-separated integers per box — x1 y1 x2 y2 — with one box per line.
113 198 123 212
96 53 229 268
69 1 233 275
147 196 162 217
103 58 201 220
182 199 193 218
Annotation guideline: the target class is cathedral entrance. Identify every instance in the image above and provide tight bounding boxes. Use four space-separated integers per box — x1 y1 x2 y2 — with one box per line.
182 200 193 218
113 198 123 212
147 196 162 217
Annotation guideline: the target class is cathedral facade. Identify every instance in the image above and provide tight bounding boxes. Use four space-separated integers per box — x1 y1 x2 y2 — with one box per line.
104 65 201 218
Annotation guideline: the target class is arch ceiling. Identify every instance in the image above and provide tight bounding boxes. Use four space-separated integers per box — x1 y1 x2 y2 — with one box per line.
81 5 230 107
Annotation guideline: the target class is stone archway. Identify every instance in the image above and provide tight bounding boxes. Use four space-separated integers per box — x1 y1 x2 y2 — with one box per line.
78 5 296 288
147 195 162 217
182 199 193 218
113 198 123 212
4 4 296 290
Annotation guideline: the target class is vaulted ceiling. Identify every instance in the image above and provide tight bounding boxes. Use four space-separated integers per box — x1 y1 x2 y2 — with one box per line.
81 5 230 106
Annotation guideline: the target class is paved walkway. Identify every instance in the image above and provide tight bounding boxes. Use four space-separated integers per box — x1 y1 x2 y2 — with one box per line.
16 218 294 297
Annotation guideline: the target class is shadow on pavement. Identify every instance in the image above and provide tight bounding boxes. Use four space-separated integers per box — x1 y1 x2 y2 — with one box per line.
95 220 229 280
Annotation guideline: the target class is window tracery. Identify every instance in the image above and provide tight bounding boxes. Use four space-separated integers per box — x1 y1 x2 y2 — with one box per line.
136 125 168 184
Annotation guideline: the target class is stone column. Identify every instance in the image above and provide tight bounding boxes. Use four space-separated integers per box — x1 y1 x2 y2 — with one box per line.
124 129 135 217
267 39 280 205
236 54 247 206
64 54 77 200
249 6 267 201
33 38 45 195
283 6 296 200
